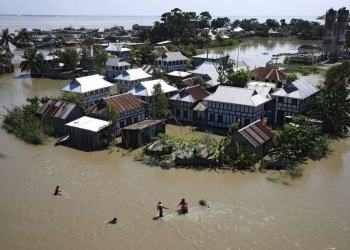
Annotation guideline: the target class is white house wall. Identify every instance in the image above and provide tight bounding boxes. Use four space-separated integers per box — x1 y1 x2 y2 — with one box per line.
117 77 153 94
207 101 264 128
82 88 111 109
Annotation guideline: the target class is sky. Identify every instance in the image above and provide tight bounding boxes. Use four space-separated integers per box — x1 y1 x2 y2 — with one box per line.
0 0 348 17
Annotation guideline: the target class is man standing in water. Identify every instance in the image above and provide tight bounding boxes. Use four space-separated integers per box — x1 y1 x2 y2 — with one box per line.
177 198 189 213
54 186 62 196
157 202 168 217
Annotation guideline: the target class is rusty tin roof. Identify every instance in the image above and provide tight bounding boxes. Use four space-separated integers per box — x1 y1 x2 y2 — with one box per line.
238 120 276 148
37 99 81 120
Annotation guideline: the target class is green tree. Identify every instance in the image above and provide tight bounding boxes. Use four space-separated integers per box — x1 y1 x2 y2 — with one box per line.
19 48 44 75
211 17 230 29
199 11 212 29
152 83 172 119
56 92 82 107
13 28 33 44
127 48 141 68
323 61 350 91
265 19 280 29
80 37 95 58
0 28 14 47
92 45 109 74
226 68 251 87
55 48 80 71
214 54 235 85
137 44 154 64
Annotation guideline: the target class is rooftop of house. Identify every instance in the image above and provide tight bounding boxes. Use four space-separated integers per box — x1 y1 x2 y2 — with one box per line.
85 93 145 115
167 71 192 78
155 40 172 45
246 85 274 100
237 120 276 148
170 85 210 103
203 85 270 107
178 76 212 89
202 72 220 86
128 79 178 97
37 99 82 119
122 119 163 130
271 79 319 100
192 53 224 59
66 116 110 132
60 74 113 94
156 52 189 62
105 43 131 52
193 101 208 112
191 61 219 75
115 68 152 81
251 67 287 82
106 58 130 67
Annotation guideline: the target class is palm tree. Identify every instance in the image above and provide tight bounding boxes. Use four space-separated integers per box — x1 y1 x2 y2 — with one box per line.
127 49 141 68
0 28 14 47
20 49 44 75
14 28 33 44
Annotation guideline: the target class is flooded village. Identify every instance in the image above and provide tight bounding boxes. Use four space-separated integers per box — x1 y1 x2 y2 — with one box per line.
1 6 350 250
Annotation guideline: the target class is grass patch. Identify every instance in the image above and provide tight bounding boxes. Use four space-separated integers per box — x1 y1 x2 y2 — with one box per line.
266 176 279 183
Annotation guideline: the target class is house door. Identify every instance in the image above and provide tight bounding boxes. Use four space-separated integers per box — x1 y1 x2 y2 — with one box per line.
277 110 284 124
126 117 132 126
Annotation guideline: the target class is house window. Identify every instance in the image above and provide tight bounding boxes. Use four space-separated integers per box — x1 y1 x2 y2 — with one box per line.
292 99 297 105
244 118 251 127
176 109 180 117
210 113 215 121
141 96 146 102
218 114 223 123
134 116 138 123
278 97 284 103
120 121 125 128
183 110 188 118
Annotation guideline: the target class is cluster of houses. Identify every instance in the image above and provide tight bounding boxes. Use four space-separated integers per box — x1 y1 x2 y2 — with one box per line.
36 50 320 155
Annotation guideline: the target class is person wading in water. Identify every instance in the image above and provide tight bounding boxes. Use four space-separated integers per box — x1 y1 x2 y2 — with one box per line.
54 186 62 196
177 198 189 214
157 202 168 217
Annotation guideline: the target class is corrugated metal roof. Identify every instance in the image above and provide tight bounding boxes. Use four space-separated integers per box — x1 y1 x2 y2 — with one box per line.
191 61 219 75
246 85 274 99
167 71 192 77
193 101 208 111
170 85 210 103
141 64 154 74
271 79 319 99
85 93 145 114
66 116 110 132
180 77 212 89
128 79 178 97
37 99 80 119
115 68 152 81
105 43 130 52
238 120 276 148
251 67 287 82
106 58 130 67
122 119 163 130
60 75 113 93
203 86 269 107
156 52 189 62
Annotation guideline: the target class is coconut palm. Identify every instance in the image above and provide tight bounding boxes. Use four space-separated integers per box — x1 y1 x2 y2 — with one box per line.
0 28 14 47
14 28 33 44
20 49 44 75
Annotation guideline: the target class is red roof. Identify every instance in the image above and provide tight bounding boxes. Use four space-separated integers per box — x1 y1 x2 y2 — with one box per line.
238 120 276 148
185 85 210 102
251 67 287 82
85 93 145 114
37 99 81 119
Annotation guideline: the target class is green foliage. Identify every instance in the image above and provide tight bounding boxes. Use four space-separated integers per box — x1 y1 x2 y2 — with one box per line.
0 30 14 68
268 115 332 177
283 57 290 64
127 47 141 68
92 45 109 74
13 28 33 43
151 83 172 119
214 55 235 85
1 97 52 145
209 38 238 48
104 103 119 127
277 64 320 75
211 17 230 29
20 48 44 75
323 61 350 91
226 68 251 88
80 37 95 58
137 44 154 64
55 48 80 71
286 73 298 83
199 199 207 206
134 152 146 161
56 92 82 107
227 123 239 136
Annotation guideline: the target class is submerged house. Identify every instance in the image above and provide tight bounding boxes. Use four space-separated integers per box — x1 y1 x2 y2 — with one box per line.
121 119 166 149
128 79 178 118
105 43 131 59
65 116 111 150
85 93 146 136
155 52 189 72
203 86 270 129
60 74 114 110
192 53 225 68
251 67 287 85
115 68 153 94
271 79 319 124
169 85 210 124
231 120 275 157
105 58 130 81
36 99 84 136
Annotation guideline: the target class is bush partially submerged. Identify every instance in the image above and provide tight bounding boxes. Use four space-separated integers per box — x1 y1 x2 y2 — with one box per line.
199 199 207 206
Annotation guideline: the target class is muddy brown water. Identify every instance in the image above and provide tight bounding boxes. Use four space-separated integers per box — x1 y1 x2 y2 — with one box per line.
1 56 349 249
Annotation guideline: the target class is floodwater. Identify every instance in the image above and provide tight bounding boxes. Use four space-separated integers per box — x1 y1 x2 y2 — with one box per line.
0 40 349 249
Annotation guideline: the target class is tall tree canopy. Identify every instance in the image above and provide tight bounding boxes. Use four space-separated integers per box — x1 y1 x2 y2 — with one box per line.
20 48 44 75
